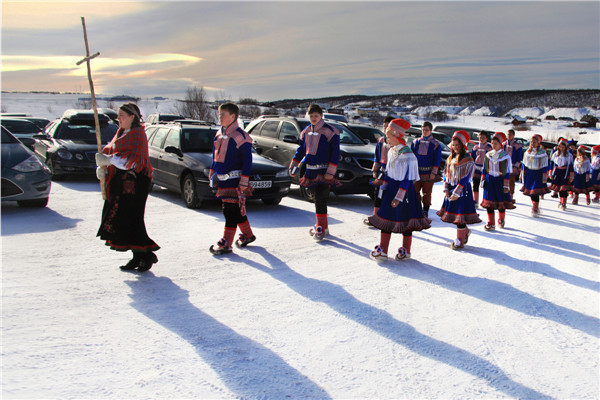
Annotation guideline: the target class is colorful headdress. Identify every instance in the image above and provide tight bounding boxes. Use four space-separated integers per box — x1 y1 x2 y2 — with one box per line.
492 131 507 144
388 118 410 138
452 130 470 150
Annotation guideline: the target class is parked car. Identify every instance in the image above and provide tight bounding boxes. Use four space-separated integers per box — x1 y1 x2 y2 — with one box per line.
145 121 292 208
345 123 384 144
1 126 52 207
97 108 118 123
433 125 493 142
13 116 51 131
0 117 42 150
32 109 118 180
246 115 376 200
145 113 184 127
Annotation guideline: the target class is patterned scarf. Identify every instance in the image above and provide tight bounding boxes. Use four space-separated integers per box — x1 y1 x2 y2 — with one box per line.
103 126 153 178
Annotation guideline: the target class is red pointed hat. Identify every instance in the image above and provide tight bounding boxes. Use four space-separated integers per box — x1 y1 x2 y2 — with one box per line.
558 137 568 146
578 145 589 152
452 130 470 150
388 118 410 137
492 131 507 143
592 145 600 154
531 134 543 143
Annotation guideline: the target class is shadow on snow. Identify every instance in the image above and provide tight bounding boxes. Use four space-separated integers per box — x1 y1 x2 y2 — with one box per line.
125 274 331 399
235 247 551 399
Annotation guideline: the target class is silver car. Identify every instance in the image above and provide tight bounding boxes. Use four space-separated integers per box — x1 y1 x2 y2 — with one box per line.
1 126 52 207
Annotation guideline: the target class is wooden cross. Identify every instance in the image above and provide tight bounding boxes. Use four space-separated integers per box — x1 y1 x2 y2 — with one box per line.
76 16 106 199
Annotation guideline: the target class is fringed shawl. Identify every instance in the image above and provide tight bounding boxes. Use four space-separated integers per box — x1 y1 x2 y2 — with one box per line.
484 149 512 177
550 151 573 168
103 126 152 177
574 156 591 174
386 144 420 182
445 155 475 185
523 148 549 170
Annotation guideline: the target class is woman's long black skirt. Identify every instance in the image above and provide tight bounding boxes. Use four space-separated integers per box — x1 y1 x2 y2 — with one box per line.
97 169 160 253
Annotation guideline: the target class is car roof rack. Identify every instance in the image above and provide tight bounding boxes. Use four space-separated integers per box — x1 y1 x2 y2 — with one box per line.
62 109 110 122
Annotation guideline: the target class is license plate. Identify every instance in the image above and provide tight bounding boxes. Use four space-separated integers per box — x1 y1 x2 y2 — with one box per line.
250 180 272 189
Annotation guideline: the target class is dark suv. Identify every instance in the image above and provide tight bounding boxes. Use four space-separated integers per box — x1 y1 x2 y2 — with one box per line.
245 115 376 200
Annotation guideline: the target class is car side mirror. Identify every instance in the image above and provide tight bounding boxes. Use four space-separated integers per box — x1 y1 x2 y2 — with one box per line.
165 146 183 157
363 138 370 144
282 135 299 144
32 134 50 140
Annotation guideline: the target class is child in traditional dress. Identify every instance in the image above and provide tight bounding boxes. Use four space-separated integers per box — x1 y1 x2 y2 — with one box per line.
437 131 482 250
364 116 393 226
209 102 255 255
289 104 340 240
520 134 550 217
368 119 431 261
572 145 592 205
549 138 574 211
590 145 600 203
480 132 516 230
471 131 493 208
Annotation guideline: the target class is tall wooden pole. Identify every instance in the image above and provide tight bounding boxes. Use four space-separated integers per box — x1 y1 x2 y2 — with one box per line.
76 16 106 200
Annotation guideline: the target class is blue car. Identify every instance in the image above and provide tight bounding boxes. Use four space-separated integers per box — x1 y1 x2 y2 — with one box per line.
1 126 52 207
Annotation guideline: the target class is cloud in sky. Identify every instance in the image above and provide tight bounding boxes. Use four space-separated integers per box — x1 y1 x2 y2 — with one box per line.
1 1 598 101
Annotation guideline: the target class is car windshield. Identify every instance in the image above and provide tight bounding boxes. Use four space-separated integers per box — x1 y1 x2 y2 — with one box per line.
181 127 218 152
296 120 363 144
1 129 20 144
350 126 383 143
1 119 40 134
56 122 118 143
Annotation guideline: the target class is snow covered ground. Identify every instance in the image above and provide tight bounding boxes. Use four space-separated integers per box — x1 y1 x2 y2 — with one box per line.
2 177 599 399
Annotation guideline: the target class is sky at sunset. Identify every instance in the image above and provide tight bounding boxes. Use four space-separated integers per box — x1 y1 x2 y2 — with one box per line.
1 1 599 101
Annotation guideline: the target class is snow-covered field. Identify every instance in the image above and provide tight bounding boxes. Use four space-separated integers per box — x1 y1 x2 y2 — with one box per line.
2 177 599 398
1 92 599 399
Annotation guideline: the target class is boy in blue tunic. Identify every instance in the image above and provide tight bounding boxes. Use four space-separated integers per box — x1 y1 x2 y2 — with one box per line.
290 104 341 240
209 102 255 254
368 119 431 261
411 121 442 218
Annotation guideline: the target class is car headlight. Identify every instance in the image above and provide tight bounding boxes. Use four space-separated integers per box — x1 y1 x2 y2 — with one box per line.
275 170 289 178
12 155 44 172
57 149 73 160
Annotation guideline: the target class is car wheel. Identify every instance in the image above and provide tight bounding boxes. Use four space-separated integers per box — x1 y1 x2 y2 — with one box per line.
262 197 282 206
181 173 202 209
17 198 48 208
299 186 316 202
47 159 65 181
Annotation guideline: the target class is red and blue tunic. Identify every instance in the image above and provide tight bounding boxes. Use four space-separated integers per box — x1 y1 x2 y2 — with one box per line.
480 149 516 211
411 135 443 182
471 142 493 180
210 121 253 202
437 155 482 225
368 144 431 233
290 119 341 188
504 138 523 178
520 147 551 196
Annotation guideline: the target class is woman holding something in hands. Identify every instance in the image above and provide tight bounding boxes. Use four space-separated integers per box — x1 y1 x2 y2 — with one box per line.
95 103 159 272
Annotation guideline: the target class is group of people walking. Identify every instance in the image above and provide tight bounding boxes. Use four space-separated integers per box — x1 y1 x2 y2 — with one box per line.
94 102 600 271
